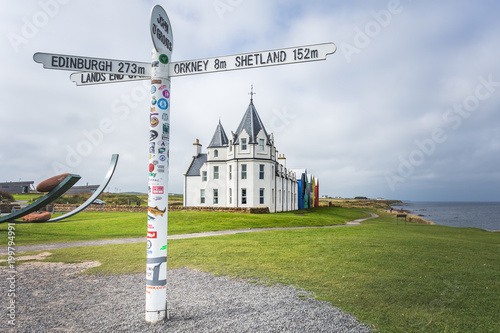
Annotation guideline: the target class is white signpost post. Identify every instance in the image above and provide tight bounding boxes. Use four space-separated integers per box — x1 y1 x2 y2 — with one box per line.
33 4 336 325
145 4 173 324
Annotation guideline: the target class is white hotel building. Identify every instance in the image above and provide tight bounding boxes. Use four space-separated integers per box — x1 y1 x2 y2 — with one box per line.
184 98 298 213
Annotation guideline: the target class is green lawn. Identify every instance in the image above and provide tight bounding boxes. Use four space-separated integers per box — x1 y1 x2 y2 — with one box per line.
11 212 499 332
0 207 366 246
12 193 43 202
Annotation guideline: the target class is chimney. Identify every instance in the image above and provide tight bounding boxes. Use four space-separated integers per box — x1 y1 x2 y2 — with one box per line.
278 153 286 167
193 139 202 157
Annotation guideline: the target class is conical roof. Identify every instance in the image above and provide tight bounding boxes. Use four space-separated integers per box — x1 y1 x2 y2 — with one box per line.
234 100 270 144
208 120 229 148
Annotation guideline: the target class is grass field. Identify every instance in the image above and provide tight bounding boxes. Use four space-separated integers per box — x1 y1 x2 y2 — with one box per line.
2 203 499 332
0 206 366 246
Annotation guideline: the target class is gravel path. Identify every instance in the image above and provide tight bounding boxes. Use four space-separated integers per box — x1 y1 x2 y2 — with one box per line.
1 264 372 332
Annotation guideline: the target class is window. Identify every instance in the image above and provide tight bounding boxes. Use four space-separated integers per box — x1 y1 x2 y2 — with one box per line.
241 188 247 204
202 171 207 182
259 138 265 151
229 165 232 180
241 164 247 179
259 164 265 180
229 140 232 152
259 188 265 204
213 189 218 204
214 149 218 157
272 189 275 204
200 189 205 204
241 138 247 150
279 190 281 204
213 166 219 179
272 165 274 179
229 188 232 204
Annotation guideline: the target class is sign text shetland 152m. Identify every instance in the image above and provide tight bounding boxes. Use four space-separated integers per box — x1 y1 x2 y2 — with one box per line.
169 42 336 77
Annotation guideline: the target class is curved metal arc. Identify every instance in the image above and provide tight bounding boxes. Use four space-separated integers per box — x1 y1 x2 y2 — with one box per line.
48 154 119 222
0 174 81 223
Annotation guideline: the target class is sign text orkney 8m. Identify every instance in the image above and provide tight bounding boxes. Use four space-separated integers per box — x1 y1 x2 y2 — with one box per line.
145 4 173 324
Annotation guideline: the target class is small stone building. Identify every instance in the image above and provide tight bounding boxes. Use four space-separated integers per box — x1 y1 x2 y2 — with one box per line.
0 181 34 194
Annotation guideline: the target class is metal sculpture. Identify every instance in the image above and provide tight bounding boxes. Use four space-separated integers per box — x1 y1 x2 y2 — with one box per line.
48 154 119 222
0 174 81 223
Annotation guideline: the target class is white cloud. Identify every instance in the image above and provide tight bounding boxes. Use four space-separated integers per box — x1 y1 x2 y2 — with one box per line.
0 0 499 201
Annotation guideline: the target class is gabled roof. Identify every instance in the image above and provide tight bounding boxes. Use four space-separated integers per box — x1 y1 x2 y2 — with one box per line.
290 169 307 181
234 101 270 145
185 154 207 176
208 121 229 148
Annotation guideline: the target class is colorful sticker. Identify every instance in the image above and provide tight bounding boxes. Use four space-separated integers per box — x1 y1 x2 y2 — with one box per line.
159 54 169 64
150 130 158 141
152 61 160 67
158 98 168 110
162 113 168 121
148 206 166 216
163 90 170 98
157 165 165 173
160 245 167 250
151 86 156 94
149 163 154 172
149 142 155 154
150 117 159 127
152 79 162 84
158 147 166 154
158 85 167 91
152 186 164 194
163 123 169 134
147 240 152 249
151 96 157 105
159 155 166 162
147 231 157 239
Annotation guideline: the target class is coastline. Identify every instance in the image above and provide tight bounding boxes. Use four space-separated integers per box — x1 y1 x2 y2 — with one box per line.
385 208 436 225
389 202 500 231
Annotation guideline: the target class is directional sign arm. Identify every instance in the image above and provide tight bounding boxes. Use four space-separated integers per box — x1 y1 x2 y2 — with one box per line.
168 42 336 77
33 52 151 76
70 72 149 86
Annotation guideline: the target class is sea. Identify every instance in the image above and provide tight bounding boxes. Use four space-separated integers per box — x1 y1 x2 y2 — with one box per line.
390 201 500 231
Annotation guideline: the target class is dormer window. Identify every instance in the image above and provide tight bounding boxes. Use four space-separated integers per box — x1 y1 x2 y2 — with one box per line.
214 149 218 157
241 138 247 150
259 139 264 151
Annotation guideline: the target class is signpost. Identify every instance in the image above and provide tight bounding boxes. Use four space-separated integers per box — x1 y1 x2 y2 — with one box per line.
145 4 173 324
33 4 336 325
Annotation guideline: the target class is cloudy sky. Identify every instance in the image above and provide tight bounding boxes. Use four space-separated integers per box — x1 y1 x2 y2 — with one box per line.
1 0 499 201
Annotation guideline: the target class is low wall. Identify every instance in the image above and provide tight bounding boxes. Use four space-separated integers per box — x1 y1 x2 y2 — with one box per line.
0 203 21 214
172 206 270 214
53 204 270 214
53 204 148 213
